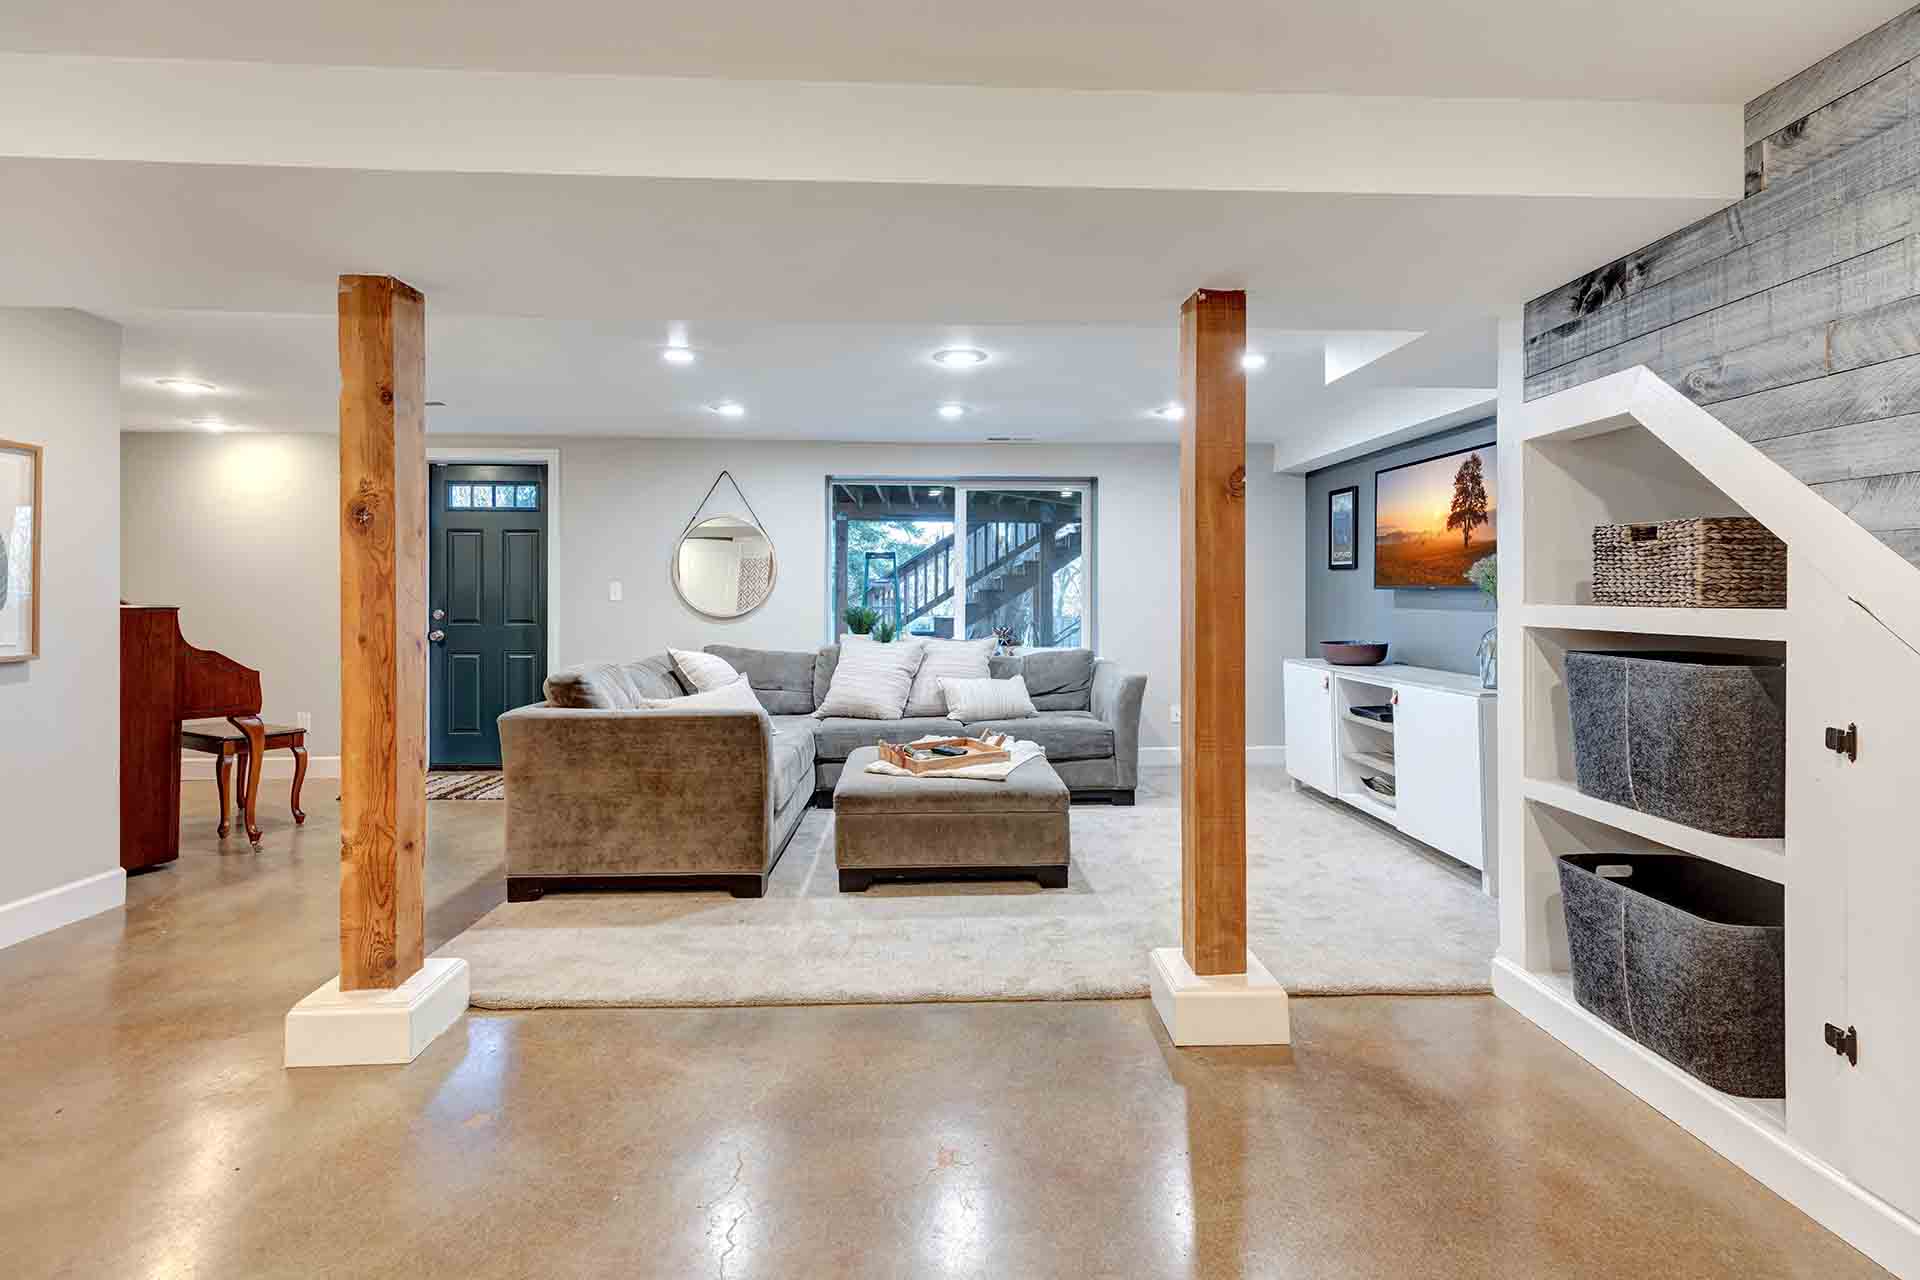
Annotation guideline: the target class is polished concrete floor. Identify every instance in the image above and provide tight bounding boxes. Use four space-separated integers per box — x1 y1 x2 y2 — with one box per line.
0 778 1887 1279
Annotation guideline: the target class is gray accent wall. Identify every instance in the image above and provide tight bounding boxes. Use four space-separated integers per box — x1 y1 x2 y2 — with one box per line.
1304 419 1496 675
1524 5 1920 567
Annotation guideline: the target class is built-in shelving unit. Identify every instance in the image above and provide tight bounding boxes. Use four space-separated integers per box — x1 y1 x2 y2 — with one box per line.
1497 363 1920 1278
1520 777 1786 884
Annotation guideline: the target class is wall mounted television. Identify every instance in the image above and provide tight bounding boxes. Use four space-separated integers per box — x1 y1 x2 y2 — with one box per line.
1374 443 1497 590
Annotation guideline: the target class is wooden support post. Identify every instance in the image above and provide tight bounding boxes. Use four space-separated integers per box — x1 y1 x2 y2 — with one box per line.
1179 288 1248 977
338 275 428 991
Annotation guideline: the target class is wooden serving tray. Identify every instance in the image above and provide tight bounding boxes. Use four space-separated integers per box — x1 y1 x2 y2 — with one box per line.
876 733 1011 774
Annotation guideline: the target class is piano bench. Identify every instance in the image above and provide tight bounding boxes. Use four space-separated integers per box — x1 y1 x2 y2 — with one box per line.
180 720 311 842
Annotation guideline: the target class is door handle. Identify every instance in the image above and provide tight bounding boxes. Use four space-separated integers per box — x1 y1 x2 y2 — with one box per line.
429 629 446 643
432 608 446 621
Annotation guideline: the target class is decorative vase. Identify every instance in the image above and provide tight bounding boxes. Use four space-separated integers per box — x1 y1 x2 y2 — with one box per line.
1477 627 1498 690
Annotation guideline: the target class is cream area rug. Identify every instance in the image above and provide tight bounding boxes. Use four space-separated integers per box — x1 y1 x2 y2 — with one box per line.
438 770 1497 1008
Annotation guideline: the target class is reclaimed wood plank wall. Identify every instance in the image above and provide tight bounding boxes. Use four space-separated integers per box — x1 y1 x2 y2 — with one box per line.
1523 5 1920 565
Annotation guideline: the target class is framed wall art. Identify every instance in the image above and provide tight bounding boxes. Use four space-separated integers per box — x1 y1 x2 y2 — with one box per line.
1 439 42 662
1328 484 1359 571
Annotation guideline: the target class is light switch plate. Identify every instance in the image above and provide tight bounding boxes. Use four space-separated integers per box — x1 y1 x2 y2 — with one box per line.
1169 704 1182 725
608 580 624 602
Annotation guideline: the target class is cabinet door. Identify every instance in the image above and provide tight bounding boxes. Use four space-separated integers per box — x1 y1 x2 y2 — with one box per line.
1392 686 1486 869
1283 664 1335 794
1790 556 1920 1219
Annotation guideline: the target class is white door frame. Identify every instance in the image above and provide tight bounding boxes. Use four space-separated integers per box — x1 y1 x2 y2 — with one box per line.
425 447 563 750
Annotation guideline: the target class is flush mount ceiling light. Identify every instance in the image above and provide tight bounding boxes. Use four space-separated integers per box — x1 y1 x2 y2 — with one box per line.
937 403 966 420
661 346 696 366
1150 403 1186 420
706 401 746 418
931 347 989 369
155 377 216 395
1241 352 1269 371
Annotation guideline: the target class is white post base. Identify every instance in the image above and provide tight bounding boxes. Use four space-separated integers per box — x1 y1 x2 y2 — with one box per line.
1148 947 1292 1046
284 957 470 1068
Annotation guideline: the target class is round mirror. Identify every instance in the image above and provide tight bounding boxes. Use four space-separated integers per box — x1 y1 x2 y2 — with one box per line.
672 515 776 618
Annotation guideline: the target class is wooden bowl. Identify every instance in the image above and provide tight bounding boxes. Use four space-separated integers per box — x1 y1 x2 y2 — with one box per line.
1320 641 1389 665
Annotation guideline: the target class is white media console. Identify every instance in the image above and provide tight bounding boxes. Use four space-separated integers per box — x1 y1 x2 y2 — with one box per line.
1282 658 1498 888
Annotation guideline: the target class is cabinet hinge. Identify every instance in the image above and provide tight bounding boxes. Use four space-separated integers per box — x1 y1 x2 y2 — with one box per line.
1823 723 1858 762
1824 1022 1859 1067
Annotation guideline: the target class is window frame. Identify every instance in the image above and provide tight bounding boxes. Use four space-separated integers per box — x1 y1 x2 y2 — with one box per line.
824 476 1097 650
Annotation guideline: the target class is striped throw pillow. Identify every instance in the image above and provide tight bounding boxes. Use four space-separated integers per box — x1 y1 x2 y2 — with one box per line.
940 675 1038 722
669 647 741 693
904 637 997 717
814 638 928 719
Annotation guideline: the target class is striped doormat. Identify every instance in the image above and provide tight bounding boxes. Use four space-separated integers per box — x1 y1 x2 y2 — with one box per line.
426 770 506 801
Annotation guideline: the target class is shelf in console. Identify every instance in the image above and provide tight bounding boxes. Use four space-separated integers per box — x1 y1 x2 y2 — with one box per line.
1522 777 1785 883
1342 711 1394 735
1339 787 1396 820
1519 603 1790 642
1342 748 1396 775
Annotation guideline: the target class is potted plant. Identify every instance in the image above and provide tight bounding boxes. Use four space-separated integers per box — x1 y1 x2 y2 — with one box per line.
1466 555 1497 688
993 625 1019 657
843 605 879 636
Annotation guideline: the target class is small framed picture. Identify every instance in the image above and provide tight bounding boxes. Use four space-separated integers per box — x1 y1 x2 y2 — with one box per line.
1328 485 1359 572
0 439 41 662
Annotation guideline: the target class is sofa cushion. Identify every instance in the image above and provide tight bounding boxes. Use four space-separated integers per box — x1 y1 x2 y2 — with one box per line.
966 710 1113 761
814 637 927 719
813 646 839 709
989 648 1096 710
904 636 997 716
813 716 962 762
635 675 770 732
544 655 685 708
770 725 816 807
706 644 819 715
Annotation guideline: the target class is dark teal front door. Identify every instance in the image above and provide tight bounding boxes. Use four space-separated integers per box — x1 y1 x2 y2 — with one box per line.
429 463 548 768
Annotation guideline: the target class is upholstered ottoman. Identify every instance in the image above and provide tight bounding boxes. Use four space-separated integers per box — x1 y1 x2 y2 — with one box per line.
833 746 1070 891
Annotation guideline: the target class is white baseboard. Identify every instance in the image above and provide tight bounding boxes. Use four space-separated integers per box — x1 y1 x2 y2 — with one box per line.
1493 957 1920 1278
0 868 126 951
180 752 342 781
1138 746 1287 767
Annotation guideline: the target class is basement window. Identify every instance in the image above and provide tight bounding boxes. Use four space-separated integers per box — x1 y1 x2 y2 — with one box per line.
826 478 1094 649
448 482 541 510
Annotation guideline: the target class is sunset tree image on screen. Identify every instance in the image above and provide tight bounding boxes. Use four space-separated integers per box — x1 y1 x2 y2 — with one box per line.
1374 444 1496 590
1447 453 1490 548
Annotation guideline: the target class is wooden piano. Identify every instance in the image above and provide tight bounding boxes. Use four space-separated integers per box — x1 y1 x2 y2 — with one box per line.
121 605 265 869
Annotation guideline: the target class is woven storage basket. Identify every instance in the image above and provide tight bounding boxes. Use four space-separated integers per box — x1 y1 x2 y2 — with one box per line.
1592 516 1786 608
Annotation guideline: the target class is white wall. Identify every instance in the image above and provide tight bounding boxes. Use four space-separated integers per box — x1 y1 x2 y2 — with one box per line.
118 432 1308 760
121 432 342 752
0 309 124 946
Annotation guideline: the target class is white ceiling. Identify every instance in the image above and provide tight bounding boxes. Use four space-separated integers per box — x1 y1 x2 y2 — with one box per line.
13 160 1695 443
0 0 1901 101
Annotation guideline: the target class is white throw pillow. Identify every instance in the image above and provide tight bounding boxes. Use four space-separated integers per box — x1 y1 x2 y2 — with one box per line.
940 675 1038 722
815 638 928 720
669 647 740 693
637 675 771 730
904 637 997 717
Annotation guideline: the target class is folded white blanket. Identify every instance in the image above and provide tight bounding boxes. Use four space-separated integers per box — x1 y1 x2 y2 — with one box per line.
864 735 1046 781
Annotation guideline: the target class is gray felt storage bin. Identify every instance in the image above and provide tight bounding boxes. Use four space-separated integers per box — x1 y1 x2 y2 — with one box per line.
1565 651 1785 838
1557 853 1784 1097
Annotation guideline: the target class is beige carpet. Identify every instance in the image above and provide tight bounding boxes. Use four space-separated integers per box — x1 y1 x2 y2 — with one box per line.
439 768 1497 1008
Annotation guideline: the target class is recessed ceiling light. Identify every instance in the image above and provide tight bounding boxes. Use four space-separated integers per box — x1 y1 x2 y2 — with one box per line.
706 401 746 418
931 347 989 369
661 346 696 366
155 377 216 395
1241 352 1268 371
937 403 966 420
426 400 447 407
1151 403 1186 420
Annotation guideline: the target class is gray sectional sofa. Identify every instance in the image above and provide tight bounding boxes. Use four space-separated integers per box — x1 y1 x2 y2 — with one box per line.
498 644 1146 899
